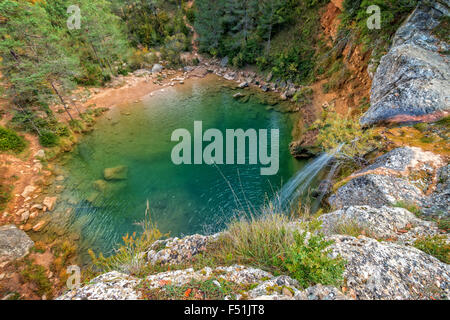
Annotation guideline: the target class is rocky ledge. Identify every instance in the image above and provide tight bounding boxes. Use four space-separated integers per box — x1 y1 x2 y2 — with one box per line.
329 147 448 217
361 0 449 125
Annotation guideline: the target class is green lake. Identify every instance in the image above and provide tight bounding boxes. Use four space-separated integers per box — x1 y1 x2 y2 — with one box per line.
55 75 307 256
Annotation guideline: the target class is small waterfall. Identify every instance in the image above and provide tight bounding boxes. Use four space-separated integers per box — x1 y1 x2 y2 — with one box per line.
276 143 344 211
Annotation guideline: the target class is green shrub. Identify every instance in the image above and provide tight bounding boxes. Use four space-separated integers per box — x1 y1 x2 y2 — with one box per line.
309 105 380 163
275 230 346 288
206 214 345 289
38 130 59 147
414 235 449 264
0 126 26 153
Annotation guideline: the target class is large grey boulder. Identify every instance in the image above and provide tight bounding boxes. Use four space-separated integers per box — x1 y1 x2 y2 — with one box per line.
329 235 450 299
0 225 34 263
103 165 128 181
319 206 441 242
329 147 447 216
361 1 450 126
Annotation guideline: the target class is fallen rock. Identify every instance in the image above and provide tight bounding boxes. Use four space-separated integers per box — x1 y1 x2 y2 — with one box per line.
151 64 163 74
361 1 450 125
329 235 450 299
33 149 45 159
0 225 34 263
93 180 108 192
43 197 57 211
57 271 141 300
21 185 36 198
147 234 213 265
104 165 128 181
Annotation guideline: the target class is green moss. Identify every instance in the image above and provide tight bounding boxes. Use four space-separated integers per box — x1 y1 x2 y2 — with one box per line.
0 126 26 153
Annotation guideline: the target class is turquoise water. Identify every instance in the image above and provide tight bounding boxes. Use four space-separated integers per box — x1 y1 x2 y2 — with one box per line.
56 76 305 255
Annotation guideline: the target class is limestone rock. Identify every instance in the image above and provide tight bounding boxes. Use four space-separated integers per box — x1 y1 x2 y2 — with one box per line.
0 225 34 263
43 197 57 211
319 206 442 243
329 235 450 299
147 234 213 265
57 271 141 300
361 1 450 125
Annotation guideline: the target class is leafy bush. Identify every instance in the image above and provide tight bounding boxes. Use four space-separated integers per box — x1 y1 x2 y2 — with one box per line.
309 106 380 163
414 235 450 264
275 230 346 288
0 126 26 153
38 130 59 147
0 184 12 211
207 214 345 289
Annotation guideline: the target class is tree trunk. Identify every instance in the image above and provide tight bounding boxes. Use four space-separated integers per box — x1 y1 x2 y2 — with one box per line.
50 82 74 122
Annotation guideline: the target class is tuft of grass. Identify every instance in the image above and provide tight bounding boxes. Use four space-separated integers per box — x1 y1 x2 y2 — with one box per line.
393 201 423 217
201 213 345 289
330 219 375 238
413 235 449 264
139 277 243 300
0 126 26 153
413 122 428 132
89 200 165 276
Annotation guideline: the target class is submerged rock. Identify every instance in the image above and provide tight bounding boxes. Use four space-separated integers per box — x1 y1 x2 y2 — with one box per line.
329 235 450 299
0 225 34 263
104 165 128 181
361 1 450 125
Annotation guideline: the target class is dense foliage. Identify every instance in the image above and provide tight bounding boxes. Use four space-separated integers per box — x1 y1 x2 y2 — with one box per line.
0 125 26 153
195 0 328 83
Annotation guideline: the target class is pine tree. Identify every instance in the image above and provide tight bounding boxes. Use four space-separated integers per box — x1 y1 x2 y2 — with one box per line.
194 0 225 55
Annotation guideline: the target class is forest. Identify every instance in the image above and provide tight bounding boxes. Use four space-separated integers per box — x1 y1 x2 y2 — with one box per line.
0 0 418 148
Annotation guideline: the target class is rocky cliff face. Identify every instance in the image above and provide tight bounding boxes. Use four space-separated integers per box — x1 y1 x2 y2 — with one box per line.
361 0 450 125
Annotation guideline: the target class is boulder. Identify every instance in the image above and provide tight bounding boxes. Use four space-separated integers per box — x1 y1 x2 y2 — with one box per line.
238 82 249 88
33 149 45 159
329 173 425 209
289 140 321 159
319 206 442 242
147 234 214 265
104 165 128 181
151 64 163 74
329 235 450 299
57 271 141 300
0 225 34 263
361 1 450 125
43 197 57 211
220 56 229 68
93 179 108 192
329 147 447 215
21 185 37 198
